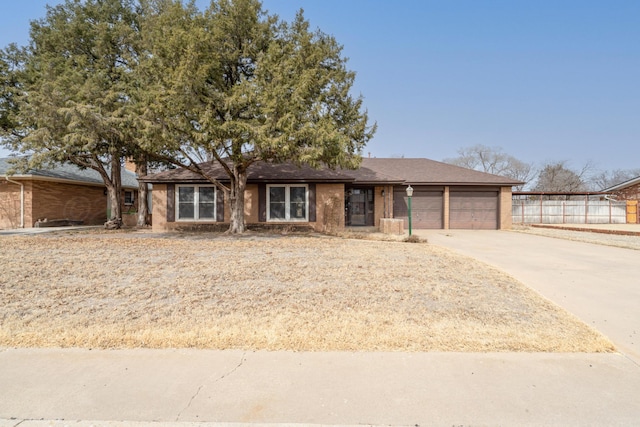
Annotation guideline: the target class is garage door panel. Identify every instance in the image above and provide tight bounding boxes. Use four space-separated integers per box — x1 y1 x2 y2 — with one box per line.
450 191 498 230
394 188 443 229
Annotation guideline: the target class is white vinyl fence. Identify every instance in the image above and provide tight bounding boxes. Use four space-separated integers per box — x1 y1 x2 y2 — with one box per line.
512 199 627 224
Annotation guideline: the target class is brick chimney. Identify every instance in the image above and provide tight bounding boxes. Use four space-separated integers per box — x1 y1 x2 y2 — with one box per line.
124 158 137 173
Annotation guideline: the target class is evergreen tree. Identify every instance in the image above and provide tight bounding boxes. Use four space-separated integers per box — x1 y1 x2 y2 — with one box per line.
137 0 375 233
1 0 143 227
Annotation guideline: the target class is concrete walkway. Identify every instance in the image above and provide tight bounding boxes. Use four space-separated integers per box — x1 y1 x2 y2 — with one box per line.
2 229 640 425
1 349 639 426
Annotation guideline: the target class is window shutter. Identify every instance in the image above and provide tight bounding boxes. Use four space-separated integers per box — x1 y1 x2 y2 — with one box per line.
166 184 175 222
258 183 266 222
308 183 316 222
216 189 224 222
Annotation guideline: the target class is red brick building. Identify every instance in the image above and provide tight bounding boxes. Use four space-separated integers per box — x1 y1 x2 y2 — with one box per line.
604 176 640 223
0 158 139 229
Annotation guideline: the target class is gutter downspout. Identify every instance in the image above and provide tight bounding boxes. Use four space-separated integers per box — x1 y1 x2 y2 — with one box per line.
5 176 24 228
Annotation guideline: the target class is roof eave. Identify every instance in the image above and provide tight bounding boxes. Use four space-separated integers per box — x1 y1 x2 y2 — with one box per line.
406 181 523 186
603 176 640 192
1 174 138 189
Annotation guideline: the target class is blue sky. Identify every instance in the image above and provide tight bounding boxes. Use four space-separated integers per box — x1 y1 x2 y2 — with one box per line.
1 0 639 172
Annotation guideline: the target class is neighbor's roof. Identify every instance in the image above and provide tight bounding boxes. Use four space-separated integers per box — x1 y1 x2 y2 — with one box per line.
0 157 139 189
141 157 523 186
602 175 640 192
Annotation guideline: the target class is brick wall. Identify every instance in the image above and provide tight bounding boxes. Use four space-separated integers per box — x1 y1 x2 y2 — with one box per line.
31 180 108 226
373 185 394 230
0 178 139 229
0 180 22 229
614 183 640 201
244 184 258 223
151 184 167 232
151 182 346 233
499 186 513 229
315 183 344 232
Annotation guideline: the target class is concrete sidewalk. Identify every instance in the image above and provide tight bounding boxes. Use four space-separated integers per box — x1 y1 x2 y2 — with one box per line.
1 349 640 426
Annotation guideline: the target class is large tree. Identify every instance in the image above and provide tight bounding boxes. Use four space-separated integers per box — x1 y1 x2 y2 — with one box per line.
532 161 593 192
137 0 375 233
443 144 534 190
0 44 25 138
1 0 143 227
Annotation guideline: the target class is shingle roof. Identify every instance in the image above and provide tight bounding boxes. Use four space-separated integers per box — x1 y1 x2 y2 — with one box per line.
357 158 523 185
141 161 358 183
141 157 523 186
0 157 139 188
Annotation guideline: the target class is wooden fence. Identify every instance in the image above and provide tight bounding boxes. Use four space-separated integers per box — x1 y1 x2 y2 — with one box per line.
512 199 627 224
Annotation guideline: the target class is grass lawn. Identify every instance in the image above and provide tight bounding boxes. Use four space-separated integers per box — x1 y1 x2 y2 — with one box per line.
0 231 614 352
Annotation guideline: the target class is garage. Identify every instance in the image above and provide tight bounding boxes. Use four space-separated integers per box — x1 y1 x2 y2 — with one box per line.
393 186 443 229
449 189 499 230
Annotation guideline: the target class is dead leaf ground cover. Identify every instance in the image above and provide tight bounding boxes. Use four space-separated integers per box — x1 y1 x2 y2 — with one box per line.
0 231 613 352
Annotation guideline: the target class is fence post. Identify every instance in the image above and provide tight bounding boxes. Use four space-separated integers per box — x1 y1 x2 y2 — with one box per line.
540 197 543 223
585 196 588 224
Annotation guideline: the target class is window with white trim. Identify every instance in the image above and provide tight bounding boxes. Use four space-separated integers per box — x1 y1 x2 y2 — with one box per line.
267 184 308 221
176 185 216 221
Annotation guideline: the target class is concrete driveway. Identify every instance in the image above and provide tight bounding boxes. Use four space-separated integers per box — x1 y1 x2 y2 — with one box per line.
422 229 640 365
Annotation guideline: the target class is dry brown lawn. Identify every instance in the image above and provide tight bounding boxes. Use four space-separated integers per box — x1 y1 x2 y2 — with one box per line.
0 230 614 352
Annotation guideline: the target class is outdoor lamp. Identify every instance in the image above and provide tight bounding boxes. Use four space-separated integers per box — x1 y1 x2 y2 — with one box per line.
406 185 413 236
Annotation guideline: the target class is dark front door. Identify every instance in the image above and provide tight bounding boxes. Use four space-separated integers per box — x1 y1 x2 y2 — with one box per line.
345 187 374 226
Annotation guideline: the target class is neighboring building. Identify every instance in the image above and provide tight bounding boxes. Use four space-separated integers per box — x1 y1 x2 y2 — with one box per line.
0 158 139 229
141 157 521 233
603 176 640 224
603 176 640 201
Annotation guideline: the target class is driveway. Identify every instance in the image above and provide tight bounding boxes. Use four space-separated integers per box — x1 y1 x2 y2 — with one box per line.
422 229 640 365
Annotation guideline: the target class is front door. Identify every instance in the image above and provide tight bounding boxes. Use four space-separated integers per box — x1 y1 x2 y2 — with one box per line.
345 187 374 226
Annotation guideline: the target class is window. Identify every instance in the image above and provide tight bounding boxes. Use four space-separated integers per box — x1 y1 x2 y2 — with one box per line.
124 190 134 206
267 184 308 221
176 185 216 221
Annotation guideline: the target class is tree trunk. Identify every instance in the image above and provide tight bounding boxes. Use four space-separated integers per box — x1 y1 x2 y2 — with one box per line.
106 155 123 228
227 166 247 234
135 157 149 227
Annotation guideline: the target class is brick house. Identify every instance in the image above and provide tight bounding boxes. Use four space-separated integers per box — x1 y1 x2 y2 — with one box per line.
603 176 640 224
141 158 521 233
0 158 139 229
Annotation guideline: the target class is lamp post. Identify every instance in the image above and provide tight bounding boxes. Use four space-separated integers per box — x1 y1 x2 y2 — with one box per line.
406 185 413 236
